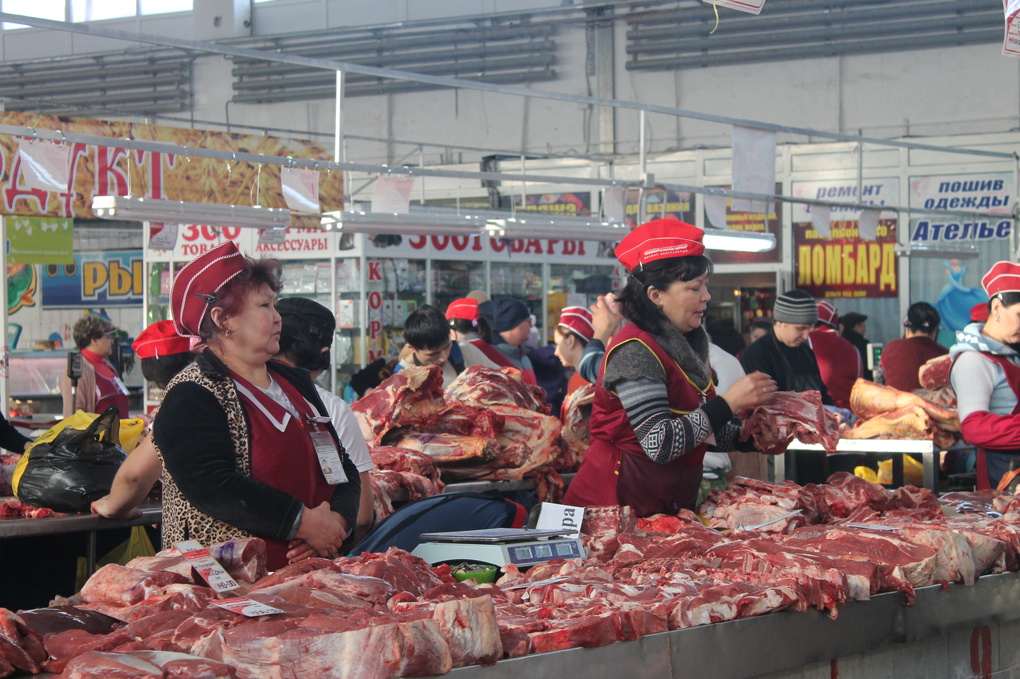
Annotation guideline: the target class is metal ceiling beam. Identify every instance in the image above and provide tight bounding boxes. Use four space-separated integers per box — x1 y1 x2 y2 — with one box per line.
0 11 1011 160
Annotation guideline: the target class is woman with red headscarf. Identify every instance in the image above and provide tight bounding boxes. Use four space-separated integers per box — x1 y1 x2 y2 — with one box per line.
153 242 359 569
563 219 773 516
951 261 1020 489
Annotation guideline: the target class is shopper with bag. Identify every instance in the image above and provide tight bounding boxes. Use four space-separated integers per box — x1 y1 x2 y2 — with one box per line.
153 242 360 570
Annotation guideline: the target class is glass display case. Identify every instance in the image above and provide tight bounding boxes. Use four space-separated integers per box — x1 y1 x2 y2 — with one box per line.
546 263 623 341
432 259 487 313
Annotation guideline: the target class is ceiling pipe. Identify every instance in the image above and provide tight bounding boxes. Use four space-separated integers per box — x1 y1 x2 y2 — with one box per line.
627 29 1001 71
627 13 1000 56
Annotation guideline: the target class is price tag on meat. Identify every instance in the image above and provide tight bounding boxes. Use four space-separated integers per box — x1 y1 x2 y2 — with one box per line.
174 540 240 592
215 597 284 617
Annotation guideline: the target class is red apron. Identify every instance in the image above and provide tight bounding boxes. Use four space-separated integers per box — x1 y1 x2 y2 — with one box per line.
563 325 714 516
969 354 1020 490
232 368 336 569
85 352 130 417
468 338 538 386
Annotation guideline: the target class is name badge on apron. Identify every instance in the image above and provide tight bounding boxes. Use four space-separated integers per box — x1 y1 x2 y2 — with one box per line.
307 417 347 485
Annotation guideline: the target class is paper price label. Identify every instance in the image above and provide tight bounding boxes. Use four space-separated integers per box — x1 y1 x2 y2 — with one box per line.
215 597 284 617
175 540 240 592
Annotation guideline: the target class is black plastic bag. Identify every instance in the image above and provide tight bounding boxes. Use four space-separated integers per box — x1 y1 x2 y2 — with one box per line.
16 407 126 513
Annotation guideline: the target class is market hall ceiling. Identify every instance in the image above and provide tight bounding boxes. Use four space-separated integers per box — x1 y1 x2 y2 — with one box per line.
0 0 1002 115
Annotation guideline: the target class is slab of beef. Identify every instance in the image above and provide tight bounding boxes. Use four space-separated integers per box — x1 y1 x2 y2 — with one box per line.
738 390 841 455
919 354 952 389
844 405 958 449
558 382 596 472
913 386 957 408
391 433 500 467
850 378 959 432
59 649 238 678
80 565 192 606
352 366 447 444
698 476 819 534
16 606 117 638
411 403 505 440
370 446 441 481
127 538 268 585
199 614 453 679
0 608 46 675
445 366 550 415
369 468 444 520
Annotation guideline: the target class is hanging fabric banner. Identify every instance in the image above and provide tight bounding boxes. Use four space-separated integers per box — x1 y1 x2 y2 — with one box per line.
281 167 321 213
18 140 71 193
371 175 416 214
731 125 776 214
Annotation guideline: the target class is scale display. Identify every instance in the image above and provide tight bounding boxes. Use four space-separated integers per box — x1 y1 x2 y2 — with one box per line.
412 528 586 569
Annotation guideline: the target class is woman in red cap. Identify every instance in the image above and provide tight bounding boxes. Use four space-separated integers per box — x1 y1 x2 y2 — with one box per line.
153 242 360 569
951 261 1020 489
91 320 194 520
563 219 775 516
553 306 596 397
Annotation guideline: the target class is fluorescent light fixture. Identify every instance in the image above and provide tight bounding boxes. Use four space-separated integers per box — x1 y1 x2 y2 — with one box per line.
92 195 292 229
702 228 776 253
320 210 484 236
897 242 980 260
483 216 629 242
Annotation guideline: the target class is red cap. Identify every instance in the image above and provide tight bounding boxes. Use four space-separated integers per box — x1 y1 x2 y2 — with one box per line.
983 261 1020 298
615 218 705 272
970 302 990 323
558 306 595 342
816 301 838 328
132 320 193 359
446 298 479 322
171 241 247 338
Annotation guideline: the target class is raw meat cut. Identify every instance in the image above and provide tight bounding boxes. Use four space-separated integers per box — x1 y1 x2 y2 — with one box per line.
919 354 952 389
80 564 192 606
445 366 550 414
370 468 444 520
844 405 957 449
352 366 447 444
391 433 500 466
412 403 505 440
558 382 596 472
850 379 959 432
0 497 63 518
738 391 841 455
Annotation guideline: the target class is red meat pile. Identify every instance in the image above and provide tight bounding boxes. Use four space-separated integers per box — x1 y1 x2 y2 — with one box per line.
0 498 63 519
5 475 1020 678
352 366 568 501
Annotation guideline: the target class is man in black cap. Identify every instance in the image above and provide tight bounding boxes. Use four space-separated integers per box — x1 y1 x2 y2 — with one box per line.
839 311 872 380
486 296 539 386
740 289 834 484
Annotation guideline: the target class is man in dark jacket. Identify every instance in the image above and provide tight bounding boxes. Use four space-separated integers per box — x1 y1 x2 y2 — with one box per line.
740 289 833 484
840 311 872 380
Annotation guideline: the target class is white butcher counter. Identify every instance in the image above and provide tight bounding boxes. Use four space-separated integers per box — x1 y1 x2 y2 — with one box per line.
782 438 939 490
444 571 1020 679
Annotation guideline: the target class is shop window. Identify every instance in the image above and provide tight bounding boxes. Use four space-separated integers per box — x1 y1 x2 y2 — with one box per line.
140 0 193 15
3 0 64 28
69 0 134 22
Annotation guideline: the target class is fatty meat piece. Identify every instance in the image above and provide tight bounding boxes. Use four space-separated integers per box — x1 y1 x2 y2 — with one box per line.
80 564 192 606
351 365 447 444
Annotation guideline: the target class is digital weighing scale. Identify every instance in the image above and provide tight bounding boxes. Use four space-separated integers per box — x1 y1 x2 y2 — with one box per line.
411 528 587 569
